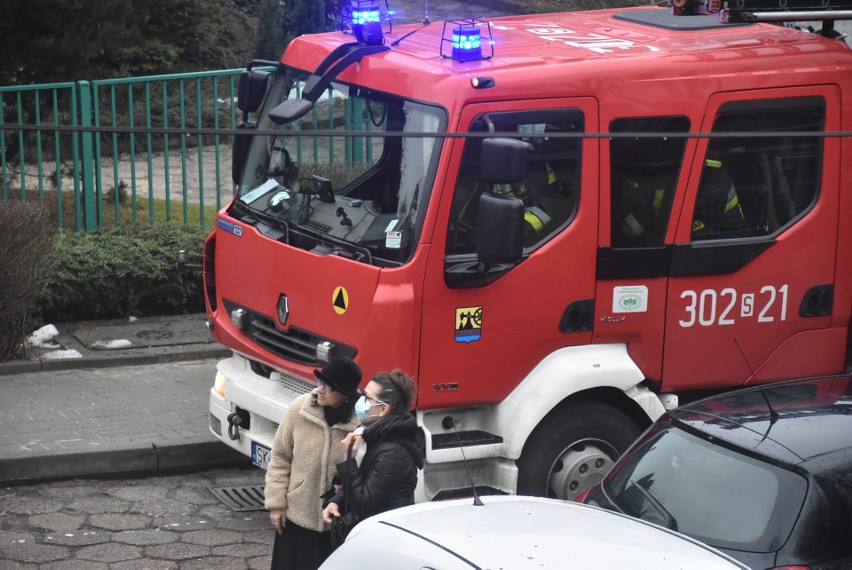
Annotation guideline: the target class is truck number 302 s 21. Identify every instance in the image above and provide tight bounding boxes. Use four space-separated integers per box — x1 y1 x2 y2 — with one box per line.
679 285 789 328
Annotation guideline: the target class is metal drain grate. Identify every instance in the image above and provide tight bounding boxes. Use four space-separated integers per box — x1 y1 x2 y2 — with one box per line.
210 485 266 512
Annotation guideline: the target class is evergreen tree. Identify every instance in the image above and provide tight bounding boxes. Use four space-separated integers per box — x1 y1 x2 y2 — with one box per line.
0 0 227 84
255 0 284 60
281 0 341 46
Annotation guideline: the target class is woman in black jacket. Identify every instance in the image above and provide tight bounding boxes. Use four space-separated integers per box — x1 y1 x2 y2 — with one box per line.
321 369 424 526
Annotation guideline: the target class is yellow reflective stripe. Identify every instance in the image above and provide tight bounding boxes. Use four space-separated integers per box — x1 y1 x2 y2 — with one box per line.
705 159 722 168
724 193 740 213
692 219 705 232
652 189 665 211
524 211 545 232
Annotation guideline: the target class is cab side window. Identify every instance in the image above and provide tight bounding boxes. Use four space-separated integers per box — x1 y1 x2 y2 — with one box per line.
692 101 823 241
610 116 689 248
445 109 582 255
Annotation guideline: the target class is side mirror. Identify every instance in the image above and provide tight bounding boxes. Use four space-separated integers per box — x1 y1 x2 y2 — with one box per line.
480 138 532 184
237 62 276 114
268 99 315 124
477 192 524 264
232 121 257 184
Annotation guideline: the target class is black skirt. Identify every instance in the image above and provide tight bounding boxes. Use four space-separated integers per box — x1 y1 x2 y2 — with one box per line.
270 521 333 570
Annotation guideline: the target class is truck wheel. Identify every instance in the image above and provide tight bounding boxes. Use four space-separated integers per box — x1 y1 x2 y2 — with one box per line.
517 400 640 501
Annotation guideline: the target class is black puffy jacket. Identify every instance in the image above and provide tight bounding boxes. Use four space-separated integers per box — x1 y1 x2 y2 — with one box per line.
333 413 424 521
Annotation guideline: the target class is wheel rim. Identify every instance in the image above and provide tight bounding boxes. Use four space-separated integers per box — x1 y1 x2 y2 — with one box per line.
545 438 617 500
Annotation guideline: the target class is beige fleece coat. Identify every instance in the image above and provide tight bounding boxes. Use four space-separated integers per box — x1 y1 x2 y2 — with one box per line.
264 392 359 532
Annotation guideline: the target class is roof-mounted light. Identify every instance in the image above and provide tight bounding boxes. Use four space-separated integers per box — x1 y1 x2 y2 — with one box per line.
353 4 380 25
441 19 494 63
346 0 390 46
471 76 495 89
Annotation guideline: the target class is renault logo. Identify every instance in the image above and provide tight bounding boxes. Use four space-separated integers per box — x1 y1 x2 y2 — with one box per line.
277 294 289 326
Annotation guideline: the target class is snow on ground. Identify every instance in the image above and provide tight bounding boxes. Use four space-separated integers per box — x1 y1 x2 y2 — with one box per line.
90 339 133 350
41 349 82 360
27 325 61 348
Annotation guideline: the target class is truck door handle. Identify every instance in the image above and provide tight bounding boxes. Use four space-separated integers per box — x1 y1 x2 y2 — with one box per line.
799 284 833 317
559 299 594 332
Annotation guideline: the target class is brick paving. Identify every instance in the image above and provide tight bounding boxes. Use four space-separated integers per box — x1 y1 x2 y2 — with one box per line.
0 466 271 569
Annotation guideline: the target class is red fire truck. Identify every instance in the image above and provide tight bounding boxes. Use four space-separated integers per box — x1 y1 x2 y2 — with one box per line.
205 0 852 501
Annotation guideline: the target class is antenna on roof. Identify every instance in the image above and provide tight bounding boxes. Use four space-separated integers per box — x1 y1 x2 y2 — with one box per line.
732 337 758 386
733 337 780 438
442 416 484 506
391 0 479 46
759 389 781 421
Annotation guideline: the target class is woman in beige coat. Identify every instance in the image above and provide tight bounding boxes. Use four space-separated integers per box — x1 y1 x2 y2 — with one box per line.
265 356 362 570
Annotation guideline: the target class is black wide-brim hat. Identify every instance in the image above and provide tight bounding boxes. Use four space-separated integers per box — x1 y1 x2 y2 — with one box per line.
314 356 362 397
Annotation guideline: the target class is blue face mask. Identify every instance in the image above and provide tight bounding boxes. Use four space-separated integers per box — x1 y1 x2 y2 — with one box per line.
354 395 384 421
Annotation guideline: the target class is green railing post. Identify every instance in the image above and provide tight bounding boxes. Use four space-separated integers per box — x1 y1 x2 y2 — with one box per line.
77 80 97 231
3 68 249 229
1 94 7 201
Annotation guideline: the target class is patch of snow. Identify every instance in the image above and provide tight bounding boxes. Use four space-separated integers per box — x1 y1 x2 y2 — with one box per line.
41 349 83 360
90 339 133 350
27 324 60 347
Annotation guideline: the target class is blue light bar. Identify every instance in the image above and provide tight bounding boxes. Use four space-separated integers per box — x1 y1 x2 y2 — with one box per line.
353 7 380 24
348 0 386 45
453 28 482 60
440 19 494 63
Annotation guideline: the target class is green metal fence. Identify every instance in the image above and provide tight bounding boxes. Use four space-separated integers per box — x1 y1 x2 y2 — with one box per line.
0 69 244 231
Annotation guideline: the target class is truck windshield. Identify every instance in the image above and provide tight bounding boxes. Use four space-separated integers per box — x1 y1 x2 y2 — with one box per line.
233 68 445 266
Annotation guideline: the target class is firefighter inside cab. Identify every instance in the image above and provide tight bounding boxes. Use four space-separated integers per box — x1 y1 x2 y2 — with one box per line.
691 142 750 239
447 112 580 255
485 116 567 243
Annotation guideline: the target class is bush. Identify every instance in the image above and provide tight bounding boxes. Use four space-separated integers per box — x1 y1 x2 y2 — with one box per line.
36 222 209 322
0 200 57 362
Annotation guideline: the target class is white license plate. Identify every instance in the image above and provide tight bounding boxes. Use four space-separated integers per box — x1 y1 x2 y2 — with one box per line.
252 441 272 470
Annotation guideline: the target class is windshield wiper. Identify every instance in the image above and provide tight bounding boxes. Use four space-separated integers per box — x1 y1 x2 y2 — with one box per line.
229 200 292 242
627 479 678 532
294 223 373 265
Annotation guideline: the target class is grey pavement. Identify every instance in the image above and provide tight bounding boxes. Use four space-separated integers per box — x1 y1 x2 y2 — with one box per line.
0 314 248 486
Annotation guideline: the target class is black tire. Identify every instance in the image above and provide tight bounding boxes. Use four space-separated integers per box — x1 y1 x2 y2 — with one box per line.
517 399 640 501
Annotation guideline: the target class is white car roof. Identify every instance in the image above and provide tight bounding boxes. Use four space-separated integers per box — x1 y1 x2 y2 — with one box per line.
320 495 748 569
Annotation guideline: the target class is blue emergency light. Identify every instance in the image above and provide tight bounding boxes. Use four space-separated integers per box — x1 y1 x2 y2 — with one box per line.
440 19 494 63
349 0 385 45
353 5 380 24
452 27 481 60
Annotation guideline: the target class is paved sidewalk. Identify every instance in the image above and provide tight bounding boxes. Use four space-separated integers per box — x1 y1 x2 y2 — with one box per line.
0 315 248 485
0 313 230 376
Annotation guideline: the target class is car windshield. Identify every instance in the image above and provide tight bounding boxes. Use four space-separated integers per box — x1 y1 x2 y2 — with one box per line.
233 68 445 266
602 423 807 553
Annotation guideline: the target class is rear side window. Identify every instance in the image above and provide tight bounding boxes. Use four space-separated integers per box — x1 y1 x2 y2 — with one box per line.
691 99 823 241
610 116 689 248
603 424 807 553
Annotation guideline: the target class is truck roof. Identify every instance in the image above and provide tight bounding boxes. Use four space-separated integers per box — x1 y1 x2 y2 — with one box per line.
282 7 852 116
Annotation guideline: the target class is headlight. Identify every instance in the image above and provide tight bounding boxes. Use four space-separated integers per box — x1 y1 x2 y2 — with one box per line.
214 370 228 398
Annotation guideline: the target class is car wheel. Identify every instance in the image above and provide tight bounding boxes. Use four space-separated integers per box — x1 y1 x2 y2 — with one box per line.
517 400 640 501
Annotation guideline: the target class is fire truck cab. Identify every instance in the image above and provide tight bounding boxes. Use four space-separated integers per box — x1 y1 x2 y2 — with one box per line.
206 1 852 501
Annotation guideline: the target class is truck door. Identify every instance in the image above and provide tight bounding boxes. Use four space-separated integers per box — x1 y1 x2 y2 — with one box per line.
420 99 599 409
663 88 844 391
596 115 694 383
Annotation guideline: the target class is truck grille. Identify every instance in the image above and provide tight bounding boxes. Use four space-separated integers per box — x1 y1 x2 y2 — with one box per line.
223 300 356 365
